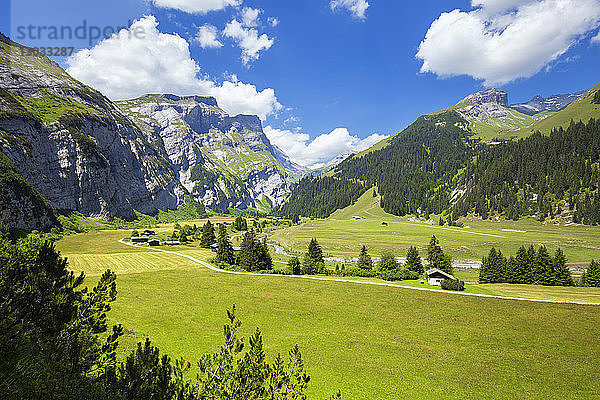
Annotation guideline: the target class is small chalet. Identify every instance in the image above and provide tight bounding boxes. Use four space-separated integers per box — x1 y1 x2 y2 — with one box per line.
131 236 149 244
381 222 388 226
148 239 161 247
142 229 156 236
163 240 181 246
426 268 456 286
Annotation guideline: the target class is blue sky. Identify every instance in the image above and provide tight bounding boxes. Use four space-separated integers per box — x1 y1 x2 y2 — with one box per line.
3 0 600 167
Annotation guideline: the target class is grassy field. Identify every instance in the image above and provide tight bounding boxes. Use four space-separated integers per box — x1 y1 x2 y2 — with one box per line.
56 228 600 399
270 188 600 266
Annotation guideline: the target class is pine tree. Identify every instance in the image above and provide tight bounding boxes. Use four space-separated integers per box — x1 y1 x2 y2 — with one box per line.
357 245 373 270
288 257 301 275
303 238 324 275
233 216 248 231
240 230 260 271
216 224 235 265
405 246 424 274
583 260 600 287
378 251 397 271
427 236 453 274
552 248 573 286
479 248 507 283
200 220 216 248
534 246 555 286
512 246 533 284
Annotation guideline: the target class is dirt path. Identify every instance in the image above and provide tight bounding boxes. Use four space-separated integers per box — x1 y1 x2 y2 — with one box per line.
118 239 600 306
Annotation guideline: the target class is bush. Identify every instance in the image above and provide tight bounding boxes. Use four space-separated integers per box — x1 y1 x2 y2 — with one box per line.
440 279 465 291
336 267 379 278
380 269 420 282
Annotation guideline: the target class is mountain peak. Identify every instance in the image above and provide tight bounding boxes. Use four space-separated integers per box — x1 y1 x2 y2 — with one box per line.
457 88 508 107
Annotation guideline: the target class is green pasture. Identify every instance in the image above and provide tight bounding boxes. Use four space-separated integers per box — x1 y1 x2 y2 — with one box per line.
56 228 600 399
270 188 600 265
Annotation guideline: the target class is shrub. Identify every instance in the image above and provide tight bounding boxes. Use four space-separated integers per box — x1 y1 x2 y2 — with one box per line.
441 279 465 291
380 269 420 282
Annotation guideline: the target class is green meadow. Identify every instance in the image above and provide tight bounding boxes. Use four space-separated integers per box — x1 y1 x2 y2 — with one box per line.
271 188 600 265
57 224 600 399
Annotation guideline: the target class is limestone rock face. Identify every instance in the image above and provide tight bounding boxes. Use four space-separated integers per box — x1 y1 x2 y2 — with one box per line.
117 94 294 211
0 34 180 221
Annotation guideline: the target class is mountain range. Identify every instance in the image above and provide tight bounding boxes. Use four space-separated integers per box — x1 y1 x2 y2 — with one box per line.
0 34 300 229
0 32 597 230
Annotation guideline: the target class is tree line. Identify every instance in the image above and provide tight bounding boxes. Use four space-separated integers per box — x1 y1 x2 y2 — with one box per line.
479 246 574 286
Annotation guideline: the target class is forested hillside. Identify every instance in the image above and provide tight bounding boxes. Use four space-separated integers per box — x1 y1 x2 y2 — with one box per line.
279 102 600 225
278 111 474 220
453 119 600 224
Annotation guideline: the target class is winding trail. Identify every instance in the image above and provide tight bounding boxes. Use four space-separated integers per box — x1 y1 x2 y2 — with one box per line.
118 240 600 306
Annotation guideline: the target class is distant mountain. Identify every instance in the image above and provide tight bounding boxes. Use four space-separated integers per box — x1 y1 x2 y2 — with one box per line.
308 151 355 177
510 91 586 115
447 88 539 141
0 33 180 225
510 82 600 137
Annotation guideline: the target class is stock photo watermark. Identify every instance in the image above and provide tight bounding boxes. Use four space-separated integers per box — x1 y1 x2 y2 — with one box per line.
12 20 145 57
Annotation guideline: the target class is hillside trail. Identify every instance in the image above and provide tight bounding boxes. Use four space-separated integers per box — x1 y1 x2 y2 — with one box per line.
118 239 600 306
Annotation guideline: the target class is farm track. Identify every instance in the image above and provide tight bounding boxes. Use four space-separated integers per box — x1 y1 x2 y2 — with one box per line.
118 240 600 306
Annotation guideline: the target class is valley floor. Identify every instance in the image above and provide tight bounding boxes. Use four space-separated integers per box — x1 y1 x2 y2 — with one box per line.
270 188 600 266
57 228 600 399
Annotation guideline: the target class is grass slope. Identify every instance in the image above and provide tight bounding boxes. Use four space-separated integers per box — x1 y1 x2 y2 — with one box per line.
271 188 600 264
57 229 600 399
512 82 600 137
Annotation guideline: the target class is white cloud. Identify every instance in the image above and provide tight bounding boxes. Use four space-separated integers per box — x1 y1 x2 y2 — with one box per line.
416 0 600 86
66 16 281 120
330 0 370 20
241 7 261 27
264 126 387 168
593 31 600 44
151 0 241 14
223 19 274 65
268 17 280 27
195 24 223 48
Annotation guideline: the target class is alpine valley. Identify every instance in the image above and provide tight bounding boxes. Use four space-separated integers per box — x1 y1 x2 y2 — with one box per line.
0 32 598 231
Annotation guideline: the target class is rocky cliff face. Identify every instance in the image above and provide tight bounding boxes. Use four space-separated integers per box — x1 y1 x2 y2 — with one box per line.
0 34 180 222
116 94 292 211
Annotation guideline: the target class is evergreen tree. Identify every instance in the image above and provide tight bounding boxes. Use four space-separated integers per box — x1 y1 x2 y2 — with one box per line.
200 220 216 248
288 257 301 275
534 246 555 286
378 251 397 271
239 231 272 272
233 216 248 231
427 236 453 274
552 248 573 286
583 260 600 287
479 248 507 283
131 230 139 238
303 238 324 274
512 246 533 284
258 239 273 271
216 224 235 265
405 246 424 274
357 245 373 270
